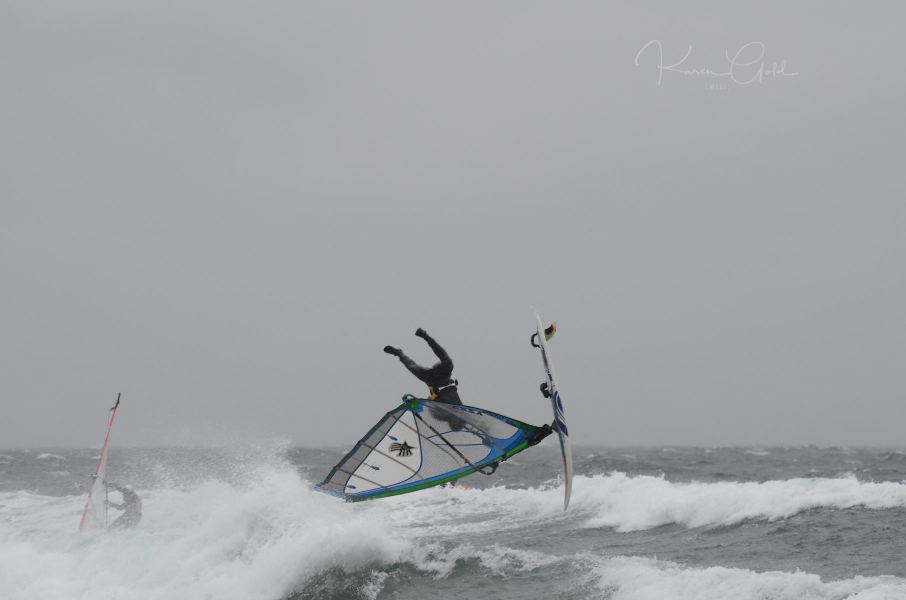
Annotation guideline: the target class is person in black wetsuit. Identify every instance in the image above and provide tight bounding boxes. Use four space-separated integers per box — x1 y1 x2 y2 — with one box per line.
383 328 552 481
106 483 142 530
384 328 462 405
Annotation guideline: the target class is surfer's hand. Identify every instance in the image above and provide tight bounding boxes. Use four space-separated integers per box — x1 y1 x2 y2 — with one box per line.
383 346 401 356
415 328 427 338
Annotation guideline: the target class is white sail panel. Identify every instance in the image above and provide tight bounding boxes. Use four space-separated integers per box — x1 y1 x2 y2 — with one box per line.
80 451 108 531
346 410 422 493
79 395 120 532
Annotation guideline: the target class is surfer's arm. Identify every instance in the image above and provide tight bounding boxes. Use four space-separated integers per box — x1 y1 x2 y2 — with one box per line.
527 423 554 446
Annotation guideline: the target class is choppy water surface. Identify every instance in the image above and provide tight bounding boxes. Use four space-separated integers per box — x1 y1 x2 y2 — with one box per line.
2 445 906 599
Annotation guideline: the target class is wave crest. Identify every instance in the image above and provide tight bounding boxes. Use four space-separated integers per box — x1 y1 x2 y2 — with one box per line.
390 472 906 532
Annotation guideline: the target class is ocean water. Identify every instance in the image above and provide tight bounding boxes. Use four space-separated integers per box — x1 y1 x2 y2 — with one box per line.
2 444 906 600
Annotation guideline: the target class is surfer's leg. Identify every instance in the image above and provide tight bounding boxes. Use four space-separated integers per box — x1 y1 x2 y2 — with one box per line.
417 330 453 372
109 512 140 530
397 352 431 383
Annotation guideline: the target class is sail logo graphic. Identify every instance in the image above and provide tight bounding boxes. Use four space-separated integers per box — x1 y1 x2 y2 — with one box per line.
390 441 414 457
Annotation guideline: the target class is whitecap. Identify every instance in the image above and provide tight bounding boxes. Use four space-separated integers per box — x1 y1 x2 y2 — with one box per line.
0 462 410 600
383 472 906 535
36 453 64 460
592 555 906 600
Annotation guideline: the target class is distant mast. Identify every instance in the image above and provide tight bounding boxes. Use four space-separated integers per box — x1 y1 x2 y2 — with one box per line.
78 393 121 532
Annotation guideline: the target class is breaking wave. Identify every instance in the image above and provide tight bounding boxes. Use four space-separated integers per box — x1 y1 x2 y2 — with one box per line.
3 455 906 600
387 472 906 533
0 467 409 600
591 556 906 600
35 453 65 460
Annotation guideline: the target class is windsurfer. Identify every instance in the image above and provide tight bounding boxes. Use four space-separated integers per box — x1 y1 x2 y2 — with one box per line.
384 328 462 405
106 483 142 530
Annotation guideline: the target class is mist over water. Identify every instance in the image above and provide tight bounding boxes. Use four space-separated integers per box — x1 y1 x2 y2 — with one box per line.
2 444 906 599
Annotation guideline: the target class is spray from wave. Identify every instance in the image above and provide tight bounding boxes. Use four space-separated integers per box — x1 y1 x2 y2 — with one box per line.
0 465 409 600
383 472 906 533
4 449 906 600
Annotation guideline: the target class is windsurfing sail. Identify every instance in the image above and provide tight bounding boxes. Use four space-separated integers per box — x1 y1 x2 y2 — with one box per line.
317 395 542 501
79 393 121 532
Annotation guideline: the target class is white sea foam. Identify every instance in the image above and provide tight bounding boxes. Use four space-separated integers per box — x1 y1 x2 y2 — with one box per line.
0 466 409 600
576 472 906 532
384 540 906 600
592 556 906 600
358 570 390 600
382 472 906 534
4 457 906 600
35 453 64 460
745 449 771 456
408 542 558 578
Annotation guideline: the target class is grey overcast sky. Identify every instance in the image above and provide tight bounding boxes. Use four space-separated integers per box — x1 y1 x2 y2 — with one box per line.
1 2 904 448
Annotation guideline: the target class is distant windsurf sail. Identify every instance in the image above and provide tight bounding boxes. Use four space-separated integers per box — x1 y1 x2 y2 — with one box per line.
79 393 121 531
317 396 540 501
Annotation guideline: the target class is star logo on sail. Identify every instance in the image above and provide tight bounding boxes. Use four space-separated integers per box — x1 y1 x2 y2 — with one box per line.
390 441 414 457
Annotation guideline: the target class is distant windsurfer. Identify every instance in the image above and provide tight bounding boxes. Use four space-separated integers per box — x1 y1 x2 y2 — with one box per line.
106 483 142 530
384 328 462 405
